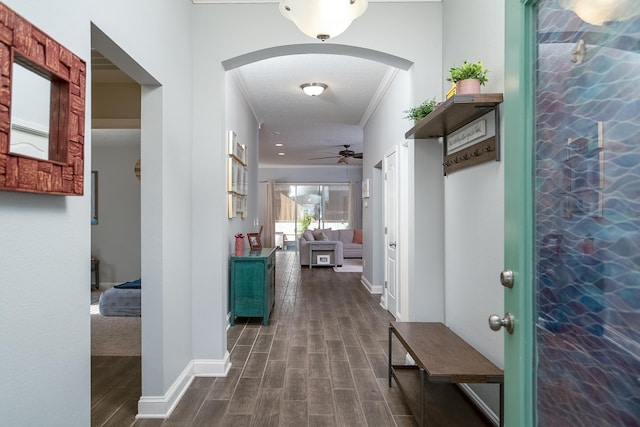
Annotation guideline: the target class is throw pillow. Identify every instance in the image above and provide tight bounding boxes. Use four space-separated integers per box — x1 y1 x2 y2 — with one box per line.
353 229 363 244
312 229 328 241
319 228 333 240
303 230 314 241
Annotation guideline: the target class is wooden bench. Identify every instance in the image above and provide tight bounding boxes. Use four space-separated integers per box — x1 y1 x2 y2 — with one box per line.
388 322 504 426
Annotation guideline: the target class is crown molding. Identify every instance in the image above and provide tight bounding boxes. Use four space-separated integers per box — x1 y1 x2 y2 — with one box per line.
359 67 399 129
229 69 263 126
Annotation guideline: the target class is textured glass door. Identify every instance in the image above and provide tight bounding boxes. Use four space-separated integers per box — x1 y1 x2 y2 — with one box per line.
533 1 640 424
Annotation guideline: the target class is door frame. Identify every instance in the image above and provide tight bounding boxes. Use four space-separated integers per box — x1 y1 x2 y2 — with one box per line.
504 0 536 425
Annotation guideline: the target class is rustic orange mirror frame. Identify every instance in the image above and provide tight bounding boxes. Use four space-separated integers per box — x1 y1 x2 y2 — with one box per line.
0 3 86 195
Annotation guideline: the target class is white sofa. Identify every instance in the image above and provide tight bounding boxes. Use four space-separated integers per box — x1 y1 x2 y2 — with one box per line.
299 228 363 267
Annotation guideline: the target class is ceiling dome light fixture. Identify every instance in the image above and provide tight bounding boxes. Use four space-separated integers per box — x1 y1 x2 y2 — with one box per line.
301 83 327 96
559 0 640 26
279 0 368 41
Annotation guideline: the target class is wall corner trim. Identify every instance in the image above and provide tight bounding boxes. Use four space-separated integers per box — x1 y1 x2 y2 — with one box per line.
136 353 231 419
361 276 383 294
137 361 195 419
193 352 232 377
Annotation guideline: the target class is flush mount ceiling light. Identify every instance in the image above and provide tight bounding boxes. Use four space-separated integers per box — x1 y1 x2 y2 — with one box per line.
559 0 640 25
301 83 327 96
279 0 368 41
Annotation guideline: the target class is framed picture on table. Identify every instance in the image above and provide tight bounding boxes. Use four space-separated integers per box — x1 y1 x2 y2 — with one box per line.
317 255 331 265
247 233 262 251
247 226 263 251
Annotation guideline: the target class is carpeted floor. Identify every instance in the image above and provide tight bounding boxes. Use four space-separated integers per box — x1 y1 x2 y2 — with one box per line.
91 308 141 356
333 258 363 273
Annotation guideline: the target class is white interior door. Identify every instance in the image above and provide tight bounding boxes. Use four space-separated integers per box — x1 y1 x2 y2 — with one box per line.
384 147 399 319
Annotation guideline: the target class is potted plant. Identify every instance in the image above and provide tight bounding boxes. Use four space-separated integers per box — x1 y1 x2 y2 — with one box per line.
403 97 438 122
446 60 489 95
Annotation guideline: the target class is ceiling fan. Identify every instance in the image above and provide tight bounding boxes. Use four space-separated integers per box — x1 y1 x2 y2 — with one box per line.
310 144 363 164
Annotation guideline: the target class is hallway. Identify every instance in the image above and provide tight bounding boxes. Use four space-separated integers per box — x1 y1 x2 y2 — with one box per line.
95 251 412 426
94 251 496 426
149 251 410 426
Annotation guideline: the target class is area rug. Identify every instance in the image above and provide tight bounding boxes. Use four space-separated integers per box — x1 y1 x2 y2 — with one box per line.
91 312 141 356
333 258 363 273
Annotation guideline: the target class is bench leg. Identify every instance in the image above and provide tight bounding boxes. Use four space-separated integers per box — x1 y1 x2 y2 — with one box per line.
388 325 393 387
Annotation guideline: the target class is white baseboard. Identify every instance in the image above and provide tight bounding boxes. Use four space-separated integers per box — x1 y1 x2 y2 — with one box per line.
96 282 118 290
379 290 387 309
458 383 500 426
360 275 383 294
137 360 195 419
136 352 231 419
193 351 231 376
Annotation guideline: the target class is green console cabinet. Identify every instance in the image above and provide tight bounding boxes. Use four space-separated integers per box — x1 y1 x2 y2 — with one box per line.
229 248 276 326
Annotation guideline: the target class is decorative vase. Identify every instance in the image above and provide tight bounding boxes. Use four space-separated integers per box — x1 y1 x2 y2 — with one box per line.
455 78 481 95
235 236 244 256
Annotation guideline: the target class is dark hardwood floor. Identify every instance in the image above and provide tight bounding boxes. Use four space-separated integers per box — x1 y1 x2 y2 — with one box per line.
92 356 141 426
92 251 491 426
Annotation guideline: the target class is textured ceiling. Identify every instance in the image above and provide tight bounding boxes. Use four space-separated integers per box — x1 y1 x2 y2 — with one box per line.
236 54 392 166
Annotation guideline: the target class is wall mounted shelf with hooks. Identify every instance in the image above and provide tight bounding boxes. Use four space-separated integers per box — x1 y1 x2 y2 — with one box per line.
405 93 503 175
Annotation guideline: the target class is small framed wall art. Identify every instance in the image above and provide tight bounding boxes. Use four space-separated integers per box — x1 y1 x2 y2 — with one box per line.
226 130 247 219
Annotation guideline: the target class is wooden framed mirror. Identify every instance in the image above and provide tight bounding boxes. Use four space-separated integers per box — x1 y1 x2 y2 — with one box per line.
0 3 86 195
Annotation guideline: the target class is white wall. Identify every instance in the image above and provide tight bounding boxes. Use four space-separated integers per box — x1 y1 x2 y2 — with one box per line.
0 1 91 424
2 0 194 423
442 0 506 416
361 49 445 319
221 73 259 309
91 137 141 285
90 0 194 408
362 71 412 300
225 74 259 248
357 5 443 305
407 139 445 321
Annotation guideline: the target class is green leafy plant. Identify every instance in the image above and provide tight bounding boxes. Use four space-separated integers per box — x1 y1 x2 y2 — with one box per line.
403 97 438 122
446 60 489 85
299 212 313 232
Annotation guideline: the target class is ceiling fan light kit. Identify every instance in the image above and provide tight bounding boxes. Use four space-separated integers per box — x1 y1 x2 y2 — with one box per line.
301 83 328 96
279 0 368 41
309 144 363 164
